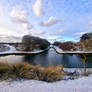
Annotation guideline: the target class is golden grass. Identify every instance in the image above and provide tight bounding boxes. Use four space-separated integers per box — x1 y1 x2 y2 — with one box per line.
0 62 66 82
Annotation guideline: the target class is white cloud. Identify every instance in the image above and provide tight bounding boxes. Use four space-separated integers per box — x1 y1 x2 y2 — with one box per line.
0 27 19 36
42 35 62 43
73 32 86 37
11 5 28 23
46 35 61 40
74 38 80 42
29 29 45 36
39 16 62 27
11 5 34 30
53 29 65 35
33 0 44 16
33 30 45 35
22 23 33 30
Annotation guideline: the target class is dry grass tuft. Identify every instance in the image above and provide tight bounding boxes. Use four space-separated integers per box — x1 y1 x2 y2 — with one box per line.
0 62 66 82
41 65 66 82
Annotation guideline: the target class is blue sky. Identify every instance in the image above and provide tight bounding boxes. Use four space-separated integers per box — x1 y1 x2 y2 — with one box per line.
0 0 92 42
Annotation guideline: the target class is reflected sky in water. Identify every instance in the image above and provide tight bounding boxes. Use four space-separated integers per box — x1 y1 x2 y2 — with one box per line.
0 48 92 68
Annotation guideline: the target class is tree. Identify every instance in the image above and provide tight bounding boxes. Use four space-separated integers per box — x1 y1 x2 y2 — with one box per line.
22 35 36 51
39 39 50 50
80 33 90 41
22 35 50 51
79 33 92 50
53 41 61 47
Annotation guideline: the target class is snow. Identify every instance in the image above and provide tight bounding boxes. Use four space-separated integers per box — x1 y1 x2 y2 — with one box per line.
0 45 50 54
64 68 92 73
53 46 63 52
29 49 47 54
0 44 16 54
0 73 92 92
5 45 16 52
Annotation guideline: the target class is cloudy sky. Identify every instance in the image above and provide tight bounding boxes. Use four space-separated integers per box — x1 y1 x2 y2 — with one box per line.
0 0 92 42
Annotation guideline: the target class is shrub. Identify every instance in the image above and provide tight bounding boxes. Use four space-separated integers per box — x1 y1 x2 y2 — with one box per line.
59 41 77 51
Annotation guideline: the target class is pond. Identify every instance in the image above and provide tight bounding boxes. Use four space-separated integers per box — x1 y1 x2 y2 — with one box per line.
0 48 92 68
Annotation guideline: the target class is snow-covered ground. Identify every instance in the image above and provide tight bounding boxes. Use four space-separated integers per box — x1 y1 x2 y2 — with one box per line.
0 68 92 92
53 46 63 52
0 75 92 92
0 44 50 54
0 44 16 54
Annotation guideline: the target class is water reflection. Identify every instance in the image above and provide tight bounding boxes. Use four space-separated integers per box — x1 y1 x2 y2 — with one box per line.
23 48 84 68
0 48 92 68
0 55 23 64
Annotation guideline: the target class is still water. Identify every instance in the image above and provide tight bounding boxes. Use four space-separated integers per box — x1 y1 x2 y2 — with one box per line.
0 48 92 68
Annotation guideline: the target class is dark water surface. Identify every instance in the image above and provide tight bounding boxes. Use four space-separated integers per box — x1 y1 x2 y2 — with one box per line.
0 48 92 68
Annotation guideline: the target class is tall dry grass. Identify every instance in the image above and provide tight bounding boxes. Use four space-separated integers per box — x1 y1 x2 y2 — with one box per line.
0 62 66 82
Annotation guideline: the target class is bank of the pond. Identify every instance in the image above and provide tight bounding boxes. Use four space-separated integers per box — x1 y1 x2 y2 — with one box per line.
1 48 92 68
0 45 92 68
